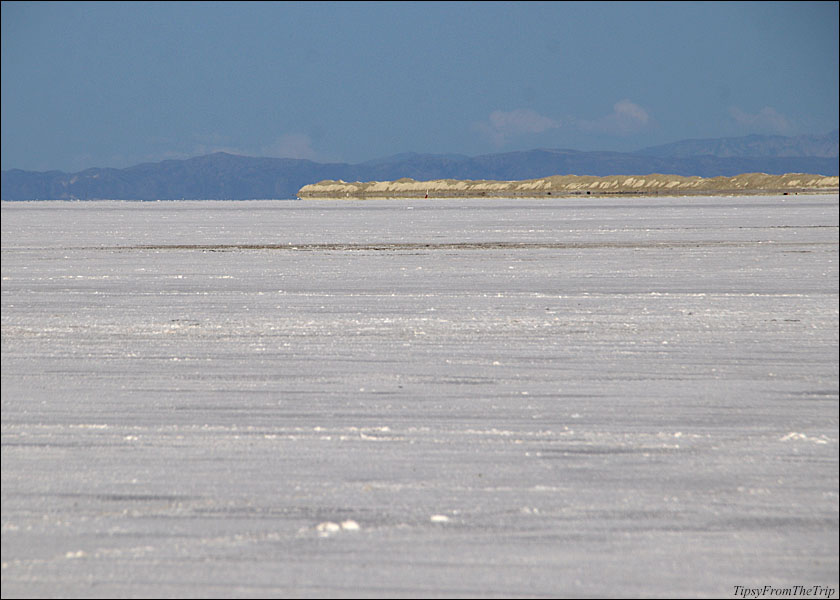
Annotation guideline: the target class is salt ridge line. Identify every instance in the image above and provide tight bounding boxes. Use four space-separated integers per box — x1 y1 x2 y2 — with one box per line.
73 240 838 252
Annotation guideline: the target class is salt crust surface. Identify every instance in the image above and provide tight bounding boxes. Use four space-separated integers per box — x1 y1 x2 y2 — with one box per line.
1 196 838 597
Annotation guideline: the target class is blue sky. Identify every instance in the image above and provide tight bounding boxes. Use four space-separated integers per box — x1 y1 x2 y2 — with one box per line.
2 1 838 172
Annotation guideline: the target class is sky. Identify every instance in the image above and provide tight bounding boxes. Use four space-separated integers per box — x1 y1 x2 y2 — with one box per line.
2 1 838 172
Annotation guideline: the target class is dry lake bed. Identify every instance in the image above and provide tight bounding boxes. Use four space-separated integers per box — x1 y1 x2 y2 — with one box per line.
2 196 838 598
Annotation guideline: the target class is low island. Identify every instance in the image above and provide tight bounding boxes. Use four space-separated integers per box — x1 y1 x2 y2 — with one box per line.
298 172 839 199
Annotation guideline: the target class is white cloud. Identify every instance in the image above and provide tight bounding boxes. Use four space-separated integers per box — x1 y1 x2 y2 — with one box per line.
158 132 319 161
261 133 318 160
577 99 651 135
728 106 794 134
475 108 560 147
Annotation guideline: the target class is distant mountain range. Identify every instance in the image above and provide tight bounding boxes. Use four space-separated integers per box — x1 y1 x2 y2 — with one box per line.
2 131 837 201
636 131 839 159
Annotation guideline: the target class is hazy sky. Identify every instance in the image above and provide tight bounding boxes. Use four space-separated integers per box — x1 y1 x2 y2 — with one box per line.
2 1 838 172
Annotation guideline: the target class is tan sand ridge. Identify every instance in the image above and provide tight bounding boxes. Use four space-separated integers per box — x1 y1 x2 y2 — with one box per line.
298 172 839 199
